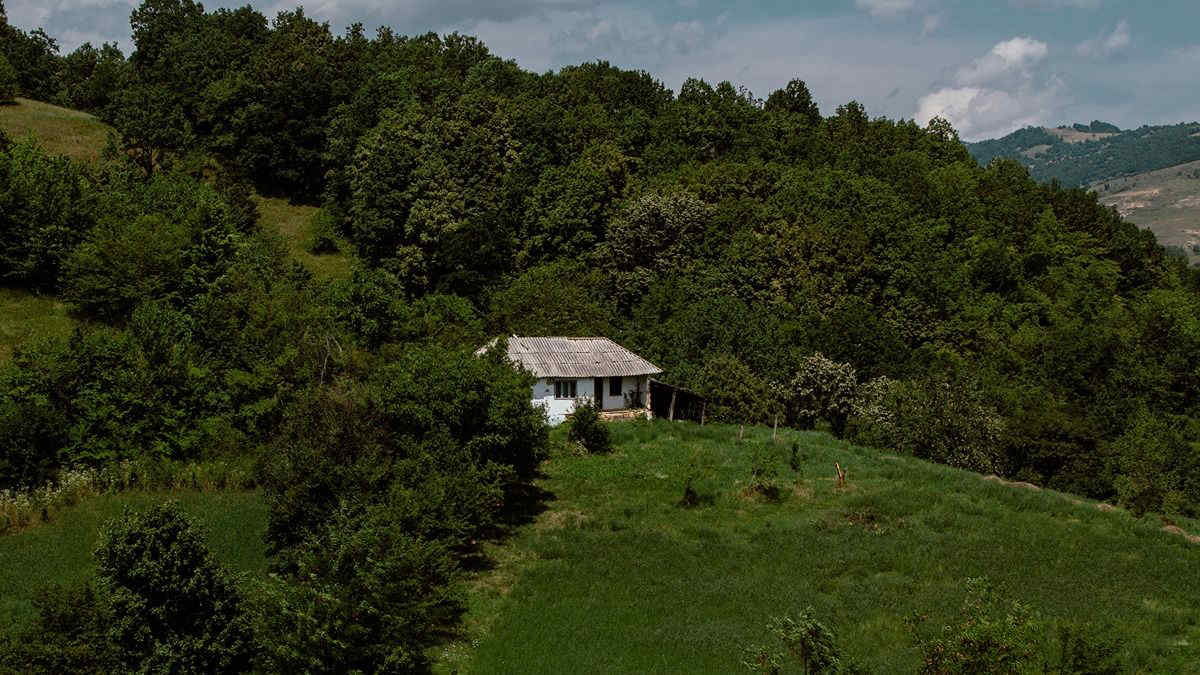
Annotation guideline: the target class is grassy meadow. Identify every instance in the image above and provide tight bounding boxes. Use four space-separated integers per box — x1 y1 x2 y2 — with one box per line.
252 195 352 282
0 287 75 361
0 98 112 162
444 420 1200 673
0 100 351 364
0 490 268 630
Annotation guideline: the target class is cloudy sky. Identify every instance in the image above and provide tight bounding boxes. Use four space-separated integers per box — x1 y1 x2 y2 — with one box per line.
5 0 1199 140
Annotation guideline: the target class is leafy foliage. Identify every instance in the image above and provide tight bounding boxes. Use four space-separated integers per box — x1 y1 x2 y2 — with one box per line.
255 504 461 673
789 353 858 436
95 501 255 672
909 578 1043 674
568 398 611 454
0 502 254 673
0 53 16 102
743 609 843 674
968 122 1200 187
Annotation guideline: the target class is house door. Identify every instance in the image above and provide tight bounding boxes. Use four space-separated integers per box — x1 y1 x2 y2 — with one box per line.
593 377 604 410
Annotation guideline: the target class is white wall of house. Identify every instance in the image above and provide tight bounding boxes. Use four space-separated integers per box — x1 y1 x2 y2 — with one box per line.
531 376 650 425
531 377 596 425
598 375 650 411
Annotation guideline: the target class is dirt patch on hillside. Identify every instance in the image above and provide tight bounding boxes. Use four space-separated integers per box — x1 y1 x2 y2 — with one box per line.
1102 188 1162 216
1022 144 1052 158
535 509 591 531
1047 127 1116 144
1162 525 1200 545
983 475 1041 491
1171 196 1200 209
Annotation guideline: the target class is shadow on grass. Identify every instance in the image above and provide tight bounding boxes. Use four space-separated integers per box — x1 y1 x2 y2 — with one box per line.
462 474 556 573
677 480 716 508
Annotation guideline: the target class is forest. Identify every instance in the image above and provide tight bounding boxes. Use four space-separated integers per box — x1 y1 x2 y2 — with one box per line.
3 0 1200 670
967 121 1200 187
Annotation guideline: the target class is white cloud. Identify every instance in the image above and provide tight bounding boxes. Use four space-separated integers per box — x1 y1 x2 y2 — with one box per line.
1075 19 1130 59
855 0 918 18
915 35 1064 140
954 36 1048 86
915 83 1062 139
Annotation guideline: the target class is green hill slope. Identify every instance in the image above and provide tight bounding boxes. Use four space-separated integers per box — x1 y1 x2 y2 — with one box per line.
0 97 111 162
0 98 350 363
446 421 1200 673
1091 159 1200 262
967 121 1200 187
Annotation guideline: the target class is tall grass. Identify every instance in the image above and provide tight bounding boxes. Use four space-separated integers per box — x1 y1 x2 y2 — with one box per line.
0 457 257 535
0 97 111 162
0 489 268 631
0 287 76 361
445 419 1200 673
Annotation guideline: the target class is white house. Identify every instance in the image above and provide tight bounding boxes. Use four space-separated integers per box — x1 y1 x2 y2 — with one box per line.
481 336 663 424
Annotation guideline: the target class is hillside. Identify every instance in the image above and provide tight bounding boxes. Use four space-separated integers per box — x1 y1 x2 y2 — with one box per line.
966 121 1200 187
445 421 1200 672
6 6 1200 669
0 97 349 362
0 98 111 162
1091 160 1200 261
0 490 267 630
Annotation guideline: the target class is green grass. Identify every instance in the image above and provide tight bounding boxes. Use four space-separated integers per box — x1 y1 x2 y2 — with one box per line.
0 98 112 162
253 195 352 282
0 490 268 630
0 287 77 361
445 421 1200 673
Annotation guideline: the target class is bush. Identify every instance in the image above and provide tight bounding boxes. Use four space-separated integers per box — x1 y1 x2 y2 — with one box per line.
1106 409 1200 517
746 442 781 501
695 353 773 425
0 139 98 291
851 370 1005 475
1049 622 1126 674
0 582 121 673
743 609 843 674
305 207 340 254
255 504 462 674
0 53 17 103
568 398 611 453
3 502 255 672
790 353 858 436
909 578 1042 674
95 502 255 672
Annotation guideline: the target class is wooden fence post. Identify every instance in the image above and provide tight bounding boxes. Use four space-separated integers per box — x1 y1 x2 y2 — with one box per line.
700 402 706 426
772 413 778 442
738 424 744 442
668 389 677 421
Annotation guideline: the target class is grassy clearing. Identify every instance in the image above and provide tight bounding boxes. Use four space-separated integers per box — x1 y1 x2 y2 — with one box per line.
0 490 268 630
253 195 351 282
0 98 111 162
0 287 77 362
1 99 351 282
445 420 1200 673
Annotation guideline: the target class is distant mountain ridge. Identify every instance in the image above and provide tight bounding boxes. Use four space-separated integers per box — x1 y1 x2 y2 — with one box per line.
966 121 1200 187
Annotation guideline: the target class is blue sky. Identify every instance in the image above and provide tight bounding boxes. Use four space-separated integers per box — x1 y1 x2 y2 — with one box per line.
7 0 1200 140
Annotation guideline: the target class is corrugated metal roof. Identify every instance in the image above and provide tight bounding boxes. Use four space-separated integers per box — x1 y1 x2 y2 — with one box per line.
482 336 663 378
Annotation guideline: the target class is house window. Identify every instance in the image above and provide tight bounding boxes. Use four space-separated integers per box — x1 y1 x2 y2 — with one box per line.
609 376 622 396
554 379 577 399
